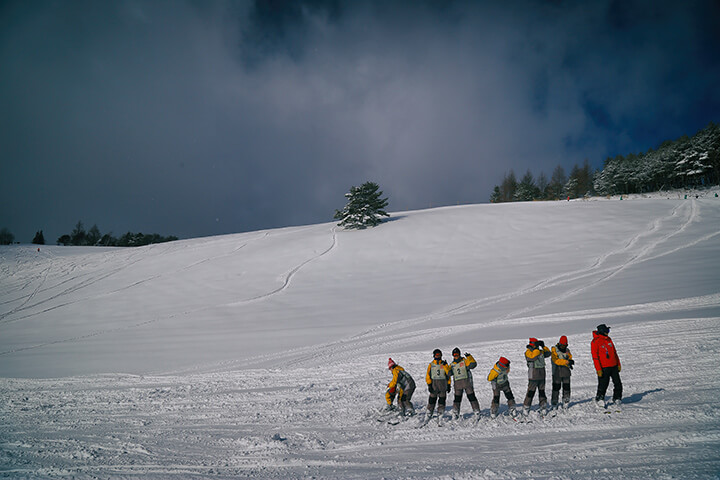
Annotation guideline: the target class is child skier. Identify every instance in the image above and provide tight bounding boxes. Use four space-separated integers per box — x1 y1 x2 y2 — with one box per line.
551 336 574 411
523 337 551 416
487 356 516 418
424 349 451 421
385 358 416 416
591 324 623 408
448 347 481 420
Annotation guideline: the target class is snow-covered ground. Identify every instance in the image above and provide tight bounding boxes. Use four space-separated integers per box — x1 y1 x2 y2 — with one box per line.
1 190 720 479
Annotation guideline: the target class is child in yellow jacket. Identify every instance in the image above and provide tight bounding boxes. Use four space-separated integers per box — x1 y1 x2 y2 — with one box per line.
551 336 574 411
425 349 451 419
523 337 551 415
487 356 516 418
449 347 481 419
385 358 416 416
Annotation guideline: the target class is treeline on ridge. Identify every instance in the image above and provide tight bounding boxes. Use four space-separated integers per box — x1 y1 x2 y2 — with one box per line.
491 122 720 202
55 221 178 247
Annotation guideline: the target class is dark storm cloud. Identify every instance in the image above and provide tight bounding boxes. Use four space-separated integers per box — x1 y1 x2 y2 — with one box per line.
1 0 718 242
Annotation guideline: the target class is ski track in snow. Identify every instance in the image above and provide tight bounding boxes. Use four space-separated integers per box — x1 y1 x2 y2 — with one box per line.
226 226 337 306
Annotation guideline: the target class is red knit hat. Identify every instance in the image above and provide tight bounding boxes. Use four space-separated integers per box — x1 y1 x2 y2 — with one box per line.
559 335 568 345
498 357 510 367
388 358 396 369
529 337 538 344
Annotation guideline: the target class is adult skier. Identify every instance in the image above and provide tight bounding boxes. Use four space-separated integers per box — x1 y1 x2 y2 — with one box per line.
385 358 416 416
487 356 516 418
550 336 574 411
591 324 623 408
424 349 451 422
523 337 551 416
448 347 481 420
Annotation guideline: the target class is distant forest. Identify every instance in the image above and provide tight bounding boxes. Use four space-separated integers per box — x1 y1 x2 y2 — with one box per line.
55 221 178 247
491 122 720 202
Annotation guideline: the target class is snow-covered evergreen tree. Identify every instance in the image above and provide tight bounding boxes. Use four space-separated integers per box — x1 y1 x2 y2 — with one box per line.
334 182 389 229
548 165 567 200
489 185 502 203
594 122 719 195
515 170 539 201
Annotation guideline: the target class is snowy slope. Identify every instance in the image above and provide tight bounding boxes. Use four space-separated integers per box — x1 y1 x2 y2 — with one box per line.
1 192 720 478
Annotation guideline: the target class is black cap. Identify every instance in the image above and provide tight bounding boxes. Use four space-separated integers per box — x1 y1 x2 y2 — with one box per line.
433 348 442 357
596 324 610 335
452 347 461 356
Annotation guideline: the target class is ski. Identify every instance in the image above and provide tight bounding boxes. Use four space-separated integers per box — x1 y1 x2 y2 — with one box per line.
375 407 403 424
416 413 432 428
518 411 533 423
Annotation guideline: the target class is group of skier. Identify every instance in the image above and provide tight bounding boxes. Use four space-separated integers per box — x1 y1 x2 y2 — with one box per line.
384 324 623 423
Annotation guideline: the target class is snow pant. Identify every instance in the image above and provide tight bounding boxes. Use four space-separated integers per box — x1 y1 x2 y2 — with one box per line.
596 365 622 402
426 379 448 415
551 376 571 406
452 378 480 414
399 384 415 414
491 382 516 416
524 379 547 409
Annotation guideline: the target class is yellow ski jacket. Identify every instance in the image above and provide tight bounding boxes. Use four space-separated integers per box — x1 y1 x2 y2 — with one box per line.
386 365 414 405
425 359 451 386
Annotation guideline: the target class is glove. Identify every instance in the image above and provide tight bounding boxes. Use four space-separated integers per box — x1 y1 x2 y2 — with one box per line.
464 352 470 357
446 384 451 393
618 364 621 372
428 384 433 393
597 370 603 377
568 359 575 366
537 340 544 348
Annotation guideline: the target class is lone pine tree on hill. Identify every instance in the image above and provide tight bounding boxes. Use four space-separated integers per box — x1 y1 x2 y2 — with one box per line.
334 181 389 229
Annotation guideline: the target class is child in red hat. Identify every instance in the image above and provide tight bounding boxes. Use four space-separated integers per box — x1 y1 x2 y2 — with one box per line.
487 356 516 418
551 336 574 412
385 358 416 416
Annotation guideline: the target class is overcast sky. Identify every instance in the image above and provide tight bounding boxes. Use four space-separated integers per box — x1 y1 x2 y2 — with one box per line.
1 0 719 243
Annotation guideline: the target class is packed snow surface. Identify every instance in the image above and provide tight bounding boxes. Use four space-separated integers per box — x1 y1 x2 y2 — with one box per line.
2 191 720 479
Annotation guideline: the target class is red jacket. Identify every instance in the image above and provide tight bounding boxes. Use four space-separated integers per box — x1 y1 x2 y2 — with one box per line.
591 331 621 371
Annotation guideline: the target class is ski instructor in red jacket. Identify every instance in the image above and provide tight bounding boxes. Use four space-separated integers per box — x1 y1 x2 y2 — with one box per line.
591 324 623 408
